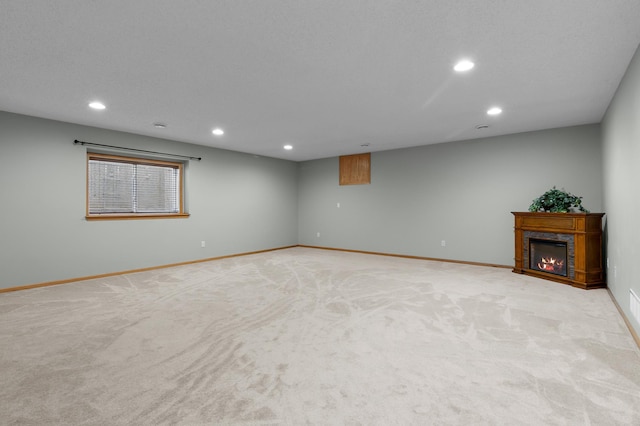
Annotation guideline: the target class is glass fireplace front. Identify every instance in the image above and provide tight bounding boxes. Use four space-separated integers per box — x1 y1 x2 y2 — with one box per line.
529 238 568 277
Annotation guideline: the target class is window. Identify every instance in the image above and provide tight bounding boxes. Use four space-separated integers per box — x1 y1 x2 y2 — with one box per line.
86 153 188 220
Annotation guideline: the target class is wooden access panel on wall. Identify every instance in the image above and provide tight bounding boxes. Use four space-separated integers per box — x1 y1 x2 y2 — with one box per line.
339 153 370 185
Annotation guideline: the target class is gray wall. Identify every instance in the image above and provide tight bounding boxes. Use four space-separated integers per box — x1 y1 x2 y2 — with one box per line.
602 43 640 336
298 125 603 266
0 111 298 289
0 112 609 298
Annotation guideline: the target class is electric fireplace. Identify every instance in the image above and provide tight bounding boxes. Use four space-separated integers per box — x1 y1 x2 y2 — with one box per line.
512 212 605 289
529 239 567 276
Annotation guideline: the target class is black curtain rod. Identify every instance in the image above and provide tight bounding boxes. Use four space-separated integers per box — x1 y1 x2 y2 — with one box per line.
73 140 202 161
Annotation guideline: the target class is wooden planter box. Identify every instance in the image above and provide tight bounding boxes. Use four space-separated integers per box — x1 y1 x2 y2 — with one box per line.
512 212 605 289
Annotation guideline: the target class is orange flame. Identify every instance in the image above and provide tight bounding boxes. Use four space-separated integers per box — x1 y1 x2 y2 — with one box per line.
537 257 564 272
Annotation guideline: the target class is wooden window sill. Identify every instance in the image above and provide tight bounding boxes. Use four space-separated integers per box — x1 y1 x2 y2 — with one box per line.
86 213 190 221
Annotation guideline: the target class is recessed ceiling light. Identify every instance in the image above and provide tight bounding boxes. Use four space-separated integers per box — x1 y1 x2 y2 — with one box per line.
487 107 502 116
284 145 293 150
88 101 106 110
454 60 475 72
153 123 167 129
212 128 224 136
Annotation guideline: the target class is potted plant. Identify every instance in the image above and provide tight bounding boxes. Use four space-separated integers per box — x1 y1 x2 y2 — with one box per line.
528 187 589 213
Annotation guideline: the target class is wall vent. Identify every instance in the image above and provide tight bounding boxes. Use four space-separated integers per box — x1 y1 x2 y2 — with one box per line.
630 289 640 325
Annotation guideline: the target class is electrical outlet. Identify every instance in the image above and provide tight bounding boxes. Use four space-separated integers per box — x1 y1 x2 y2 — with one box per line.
337 202 341 208
201 241 206 248
317 232 321 238
441 240 446 247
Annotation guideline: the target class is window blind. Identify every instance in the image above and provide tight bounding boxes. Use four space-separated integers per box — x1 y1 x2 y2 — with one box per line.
88 158 179 214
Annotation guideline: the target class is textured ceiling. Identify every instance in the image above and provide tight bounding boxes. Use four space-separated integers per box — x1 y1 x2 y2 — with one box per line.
2 1 640 161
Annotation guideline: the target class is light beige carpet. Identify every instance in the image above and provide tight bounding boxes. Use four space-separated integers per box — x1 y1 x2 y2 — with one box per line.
1 247 639 425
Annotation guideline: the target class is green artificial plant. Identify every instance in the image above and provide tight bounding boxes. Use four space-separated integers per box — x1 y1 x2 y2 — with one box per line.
528 187 589 213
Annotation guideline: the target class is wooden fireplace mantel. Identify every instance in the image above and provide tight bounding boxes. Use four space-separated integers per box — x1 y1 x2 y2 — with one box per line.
512 212 605 289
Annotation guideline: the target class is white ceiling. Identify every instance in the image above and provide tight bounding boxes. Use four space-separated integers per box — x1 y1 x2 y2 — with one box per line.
2 1 640 161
